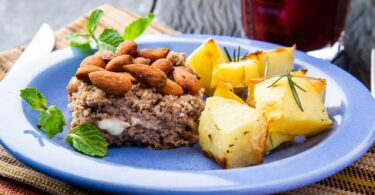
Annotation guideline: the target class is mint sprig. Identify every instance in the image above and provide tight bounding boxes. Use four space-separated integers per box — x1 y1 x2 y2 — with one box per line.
123 13 155 41
21 88 64 137
66 123 108 157
66 33 92 52
98 29 124 53
20 88 108 157
267 73 306 112
86 9 103 36
20 88 47 111
67 9 155 53
37 105 65 138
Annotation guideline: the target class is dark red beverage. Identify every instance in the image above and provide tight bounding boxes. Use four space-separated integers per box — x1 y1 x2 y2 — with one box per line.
242 0 350 51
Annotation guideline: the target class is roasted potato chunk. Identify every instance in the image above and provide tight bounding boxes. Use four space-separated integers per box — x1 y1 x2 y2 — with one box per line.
186 38 229 95
253 77 332 136
199 97 268 168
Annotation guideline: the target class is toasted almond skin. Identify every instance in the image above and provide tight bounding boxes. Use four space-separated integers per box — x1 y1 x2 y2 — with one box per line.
123 64 167 88
94 50 115 62
133 57 151 65
151 59 174 74
137 48 169 62
116 40 137 56
106 55 133 72
76 65 105 83
121 72 138 84
67 77 81 95
179 66 197 76
89 71 132 95
158 79 184 96
172 67 202 93
80 55 106 68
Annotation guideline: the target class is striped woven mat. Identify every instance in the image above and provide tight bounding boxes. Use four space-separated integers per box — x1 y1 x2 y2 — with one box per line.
0 4 373 195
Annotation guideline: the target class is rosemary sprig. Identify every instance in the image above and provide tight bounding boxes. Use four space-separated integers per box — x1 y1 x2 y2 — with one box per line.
268 73 305 112
224 47 232 62
267 73 288 87
264 56 269 78
287 75 304 112
223 46 244 62
237 46 241 62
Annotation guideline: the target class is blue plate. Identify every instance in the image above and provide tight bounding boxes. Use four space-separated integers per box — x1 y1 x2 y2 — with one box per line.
0 34 374 194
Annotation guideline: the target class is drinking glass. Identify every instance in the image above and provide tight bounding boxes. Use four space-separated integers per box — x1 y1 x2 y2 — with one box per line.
242 0 350 51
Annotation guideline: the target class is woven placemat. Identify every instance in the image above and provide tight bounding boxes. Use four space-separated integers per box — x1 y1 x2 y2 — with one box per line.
0 4 373 195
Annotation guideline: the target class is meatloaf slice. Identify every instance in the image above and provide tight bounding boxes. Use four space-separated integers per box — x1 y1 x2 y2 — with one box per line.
68 82 205 149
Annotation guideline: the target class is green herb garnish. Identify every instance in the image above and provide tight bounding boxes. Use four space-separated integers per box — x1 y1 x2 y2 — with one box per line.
97 28 124 53
223 46 244 62
37 105 65 138
20 88 47 111
264 56 269 78
268 142 293 154
223 47 232 62
20 88 108 157
124 13 155 40
269 132 274 148
268 73 306 112
21 88 64 137
66 123 108 157
67 9 154 53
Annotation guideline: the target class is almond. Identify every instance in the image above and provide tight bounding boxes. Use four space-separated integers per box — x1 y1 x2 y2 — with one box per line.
94 50 115 62
172 67 202 94
75 65 105 83
67 77 81 95
116 40 137 56
106 55 133 72
121 72 138 84
133 57 151 65
180 66 197 76
158 79 183 96
89 71 132 95
137 48 169 62
151 59 174 74
80 55 106 68
123 64 167 88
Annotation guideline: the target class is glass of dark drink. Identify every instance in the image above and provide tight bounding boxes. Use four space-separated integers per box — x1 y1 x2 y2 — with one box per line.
242 0 350 51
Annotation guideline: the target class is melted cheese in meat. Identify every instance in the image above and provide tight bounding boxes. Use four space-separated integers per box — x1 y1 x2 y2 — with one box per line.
98 118 130 136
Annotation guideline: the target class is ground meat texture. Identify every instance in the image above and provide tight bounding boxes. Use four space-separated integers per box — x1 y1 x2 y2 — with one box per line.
68 82 205 149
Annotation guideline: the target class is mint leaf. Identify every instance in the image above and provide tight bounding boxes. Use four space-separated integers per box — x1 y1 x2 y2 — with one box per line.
66 33 92 52
37 105 65 138
86 9 103 35
97 41 117 53
98 28 124 52
123 13 155 40
20 88 47 111
66 123 108 157
70 39 91 52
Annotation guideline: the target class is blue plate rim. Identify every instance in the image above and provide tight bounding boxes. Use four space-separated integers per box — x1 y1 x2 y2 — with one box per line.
0 34 374 194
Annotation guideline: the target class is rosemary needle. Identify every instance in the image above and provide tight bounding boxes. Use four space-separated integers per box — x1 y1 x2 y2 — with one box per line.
223 47 232 62
268 73 306 112
290 78 306 92
267 74 287 88
237 46 241 62
264 56 269 78
287 74 304 112
269 132 274 148
223 46 245 62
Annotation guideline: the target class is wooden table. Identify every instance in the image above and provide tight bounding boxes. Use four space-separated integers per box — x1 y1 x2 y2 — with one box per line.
0 4 373 195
